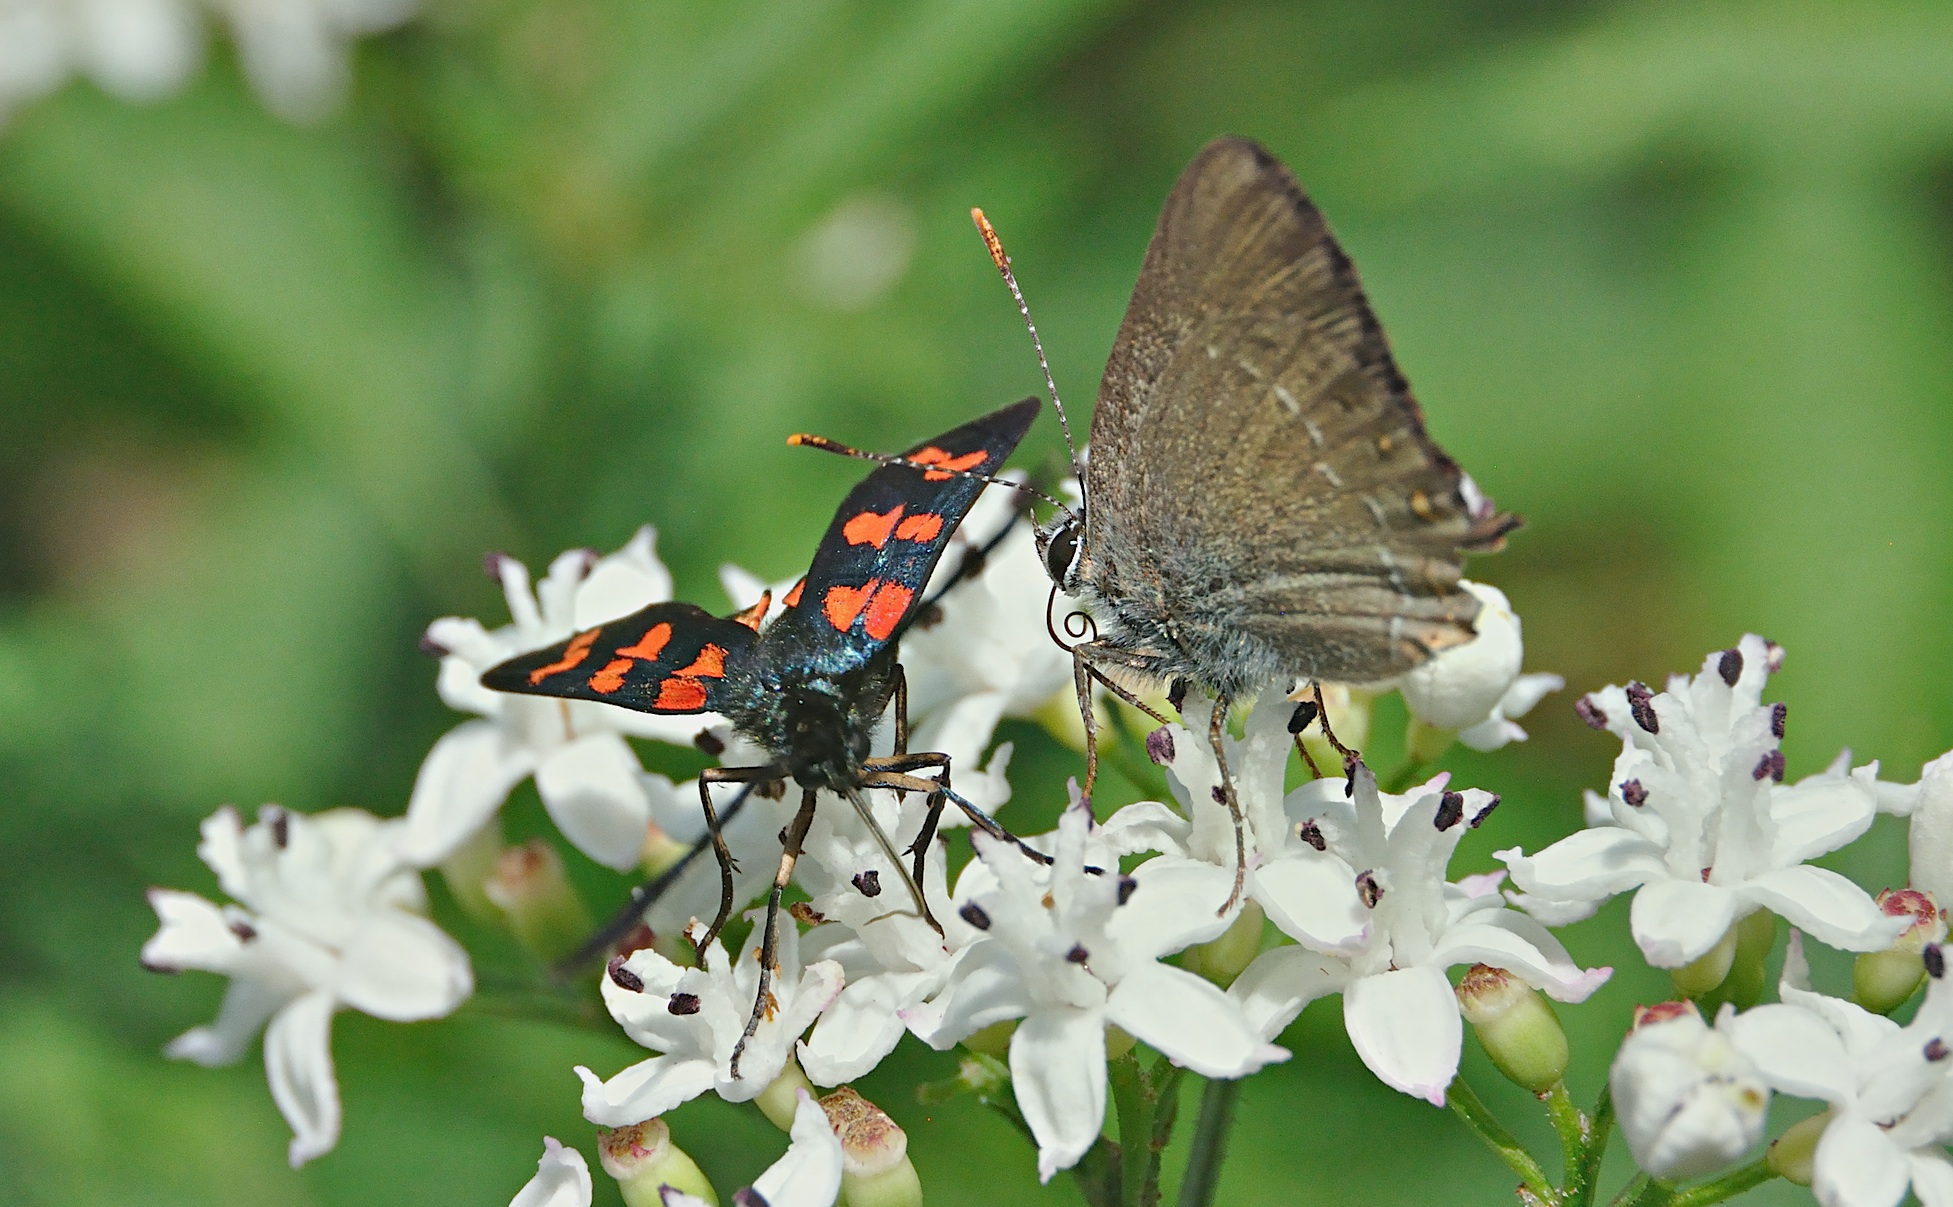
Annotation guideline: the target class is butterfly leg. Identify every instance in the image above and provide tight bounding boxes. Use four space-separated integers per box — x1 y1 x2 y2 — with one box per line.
891 663 909 758
729 787 820 1081
1207 694 1249 915
1309 680 1362 770
1071 646 1101 795
1285 698 1327 779
696 765 780 959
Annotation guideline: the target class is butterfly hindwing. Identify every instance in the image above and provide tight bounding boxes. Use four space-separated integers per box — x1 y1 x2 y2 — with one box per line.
774 396 1039 661
480 600 760 714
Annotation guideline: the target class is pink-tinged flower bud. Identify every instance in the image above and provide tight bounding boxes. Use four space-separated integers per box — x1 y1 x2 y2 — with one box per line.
484 838 594 964
1766 1109 1829 1186
1631 1001 1700 1029
821 1088 922 1207
1457 965 1568 1093
596 1118 714 1207
1182 900 1266 987
1610 1007 1767 1182
1853 889 1947 1014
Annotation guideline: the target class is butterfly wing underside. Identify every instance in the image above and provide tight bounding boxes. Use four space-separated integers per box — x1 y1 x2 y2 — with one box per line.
769 396 1040 668
480 600 761 714
1087 137 1517 683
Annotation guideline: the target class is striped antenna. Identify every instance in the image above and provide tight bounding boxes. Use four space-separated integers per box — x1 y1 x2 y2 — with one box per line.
971 208 1083 481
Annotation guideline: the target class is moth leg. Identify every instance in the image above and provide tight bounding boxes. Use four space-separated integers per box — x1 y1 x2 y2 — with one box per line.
1310 680 1362 770
696 765 778 959
891 662 909 758
862 756 950 937
1286 697 1326 779
729 788 819 1081
1072 646 1100 796
1208 694 1249 915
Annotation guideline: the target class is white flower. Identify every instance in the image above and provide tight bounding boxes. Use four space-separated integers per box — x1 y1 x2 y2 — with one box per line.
1610 1004 1769 1181
1868 751 1953 907
142 805 473 1166
1398 580 1562 751
911 796 1287 1182
403 529 708 872
510 1137 592 1207
577 913 844 1124
206 0 412 121
1228 762 1608 1106
1724 933 1953 1207
0 0 198 121
661 1092 844 1207
1499 635 1904 968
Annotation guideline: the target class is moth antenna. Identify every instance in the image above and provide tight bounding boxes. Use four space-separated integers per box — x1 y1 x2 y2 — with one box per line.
971 208 1084 482
785 432 1071 511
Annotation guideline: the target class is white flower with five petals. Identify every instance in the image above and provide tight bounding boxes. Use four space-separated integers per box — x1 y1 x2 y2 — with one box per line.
142 805 473 1166
1724 933 1953 1207
403 529 708 872
911 796 1287 1182
1398 580 1563 752
1610 1003 1769 1181
1229 762 1609 1105
1498 635 1904 967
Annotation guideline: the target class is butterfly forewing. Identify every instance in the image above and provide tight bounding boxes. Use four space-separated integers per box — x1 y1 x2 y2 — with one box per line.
1087 137 1516 683
480 600 761 714
770 396 1039 664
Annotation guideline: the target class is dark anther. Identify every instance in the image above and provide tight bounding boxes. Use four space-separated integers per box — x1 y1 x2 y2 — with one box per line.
1211 785 1228 806
853 870 883 898
482 551 509 580
913 601 946 630
693 729 726 757
1434 791 1464 831
1718 648 1743 687
1927 945 1946 979
1356 871 1384 909
607 957 645 993
1168 680 1188 711
1626 682 1659 734
417 631 448 658
1117 875 1138 905
1928 1038 1950 1063
1754 751 1786 783
1288 700 1320 735
1145 727 1175 766
1574 697 1609 730
1470 795 1501 828
733 1189 772 1207
1066 944 1090 964
667 991 702 1015
268 808 290 849
959 545 988 582
229 920 258 943
1298 820 1326 851
789 902 825 926
1771 703 1787 740
1621 779 1649 807
960 902 992 931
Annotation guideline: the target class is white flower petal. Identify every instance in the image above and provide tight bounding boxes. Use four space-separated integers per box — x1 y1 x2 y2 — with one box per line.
575 527 672 626
1344 966 1462 1105
1100 800 1192 859
264 989 341 1167
1630 879 1741 968
1906 753 1953 904
534 734 653 871
1105 963 1287 1078
1227 946 1348 1041
1430 911 1611 1002
909 942 1035 1049
1770 771 1878 868
1253 850 1368 954
576 1056 719 1127
749 1092 845 1207
1497 828 1665 901
798 973 927 1087
1722 1004 1857 1102
165 977 289 1066
399 720 537 867
331 911 473 1021
1908 1150 1953 1207
1108 858 1235 960
142 889 245 976
1010 1005 1107 1183
1813 1109 1911 1207
1740 866 1906 953
510 1137 593 1207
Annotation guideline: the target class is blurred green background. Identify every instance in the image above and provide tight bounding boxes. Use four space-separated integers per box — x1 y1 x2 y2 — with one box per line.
3 0 1952 1203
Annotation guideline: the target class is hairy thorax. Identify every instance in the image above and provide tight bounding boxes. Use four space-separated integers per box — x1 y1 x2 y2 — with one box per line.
1077 547 1290 702
720 651 897 794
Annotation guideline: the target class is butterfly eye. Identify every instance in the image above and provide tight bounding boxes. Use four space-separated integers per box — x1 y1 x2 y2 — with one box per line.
1043 520 1082 585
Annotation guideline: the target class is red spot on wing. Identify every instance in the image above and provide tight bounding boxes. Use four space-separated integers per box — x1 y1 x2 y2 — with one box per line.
730 592 770 631
674 644 728 679
614 622 673 662
783 577 806 609
894 513 944 542
863 583 914 640
842 505 904 548
822 580 877 632
910 446 989 482
654 678 709 711
527 628 602 685
588 658 635 694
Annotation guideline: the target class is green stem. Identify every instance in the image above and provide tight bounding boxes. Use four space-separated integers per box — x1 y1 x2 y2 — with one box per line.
1572 1084 1614 1207
1606 1174 1651 1207
1109 1054 1150 1207
1667 1159 1778 1207
1626 1178 1672 1207
1448 1077 1555 1202
1544 1083 1587 1186
976 1083 1121 1207
1178 1076 1244 1207
1141 1061 1186 1207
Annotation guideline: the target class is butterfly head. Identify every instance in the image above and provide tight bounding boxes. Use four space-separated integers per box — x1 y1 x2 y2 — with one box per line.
1035 510 1085 593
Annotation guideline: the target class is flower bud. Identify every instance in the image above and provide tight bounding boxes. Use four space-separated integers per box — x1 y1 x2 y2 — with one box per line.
1853 889 1947 1015
1457 965 1568 1093
821 1088 922 1207
1766 1109 1828 1186
640 820 691 879
754 1054 815 1132
1610 1004 1768 1182
439 820 506 925
1182 900 1265 987
484 838 594 964
1709 910 1778 1013
1670 923 1740 999
597 1118 716 1207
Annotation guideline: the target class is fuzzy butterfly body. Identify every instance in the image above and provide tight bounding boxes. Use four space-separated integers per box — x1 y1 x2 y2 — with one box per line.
483 396 1039 795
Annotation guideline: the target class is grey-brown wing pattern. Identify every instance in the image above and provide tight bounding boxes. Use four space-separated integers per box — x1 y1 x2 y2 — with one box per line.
1086 137 1516 683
